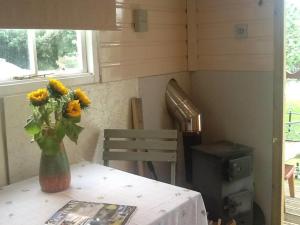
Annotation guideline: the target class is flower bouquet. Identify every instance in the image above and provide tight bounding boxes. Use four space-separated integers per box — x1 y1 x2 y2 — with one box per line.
25 79 91 192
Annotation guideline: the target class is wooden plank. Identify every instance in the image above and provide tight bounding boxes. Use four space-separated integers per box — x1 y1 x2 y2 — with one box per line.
116 7 186 25
100 42 186 63
104 140 177 151
187 0 198 70
131 98 144 129
103 152 177 162
285 196 300 224
286 206 300 216
131 98 145 176
284 222 298 225
197 20 273 40
197 0 273 8
115 0 186 11
104 129 177 139
100 27 186 44
0 0 116 30
197 2 273 24
198 37 273 55
286 199 300 208
285 213 300 224
196 54 273 72
272 0 285 223
101 57 187 82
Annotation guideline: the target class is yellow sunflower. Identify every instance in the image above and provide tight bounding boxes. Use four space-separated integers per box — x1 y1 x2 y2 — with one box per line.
74 88 91 107
27 88 49 106
48 79 68 96
65 100 81 118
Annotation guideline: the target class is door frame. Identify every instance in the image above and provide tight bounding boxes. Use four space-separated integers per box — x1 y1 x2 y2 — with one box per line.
272 0 285 224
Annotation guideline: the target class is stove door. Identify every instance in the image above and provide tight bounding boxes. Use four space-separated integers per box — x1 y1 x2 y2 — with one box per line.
226 190 253 217
228 155 252 181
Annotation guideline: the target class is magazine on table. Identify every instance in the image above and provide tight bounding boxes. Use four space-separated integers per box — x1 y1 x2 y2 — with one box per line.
45 200 137 225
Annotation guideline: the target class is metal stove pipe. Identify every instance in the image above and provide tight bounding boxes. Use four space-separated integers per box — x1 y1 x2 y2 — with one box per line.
165 79 201 133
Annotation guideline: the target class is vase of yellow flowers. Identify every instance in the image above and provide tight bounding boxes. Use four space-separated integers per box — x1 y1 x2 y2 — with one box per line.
25 79 91 193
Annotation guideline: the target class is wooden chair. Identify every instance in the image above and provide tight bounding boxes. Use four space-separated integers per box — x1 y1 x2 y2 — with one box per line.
103 129 178 185
285 164 296 198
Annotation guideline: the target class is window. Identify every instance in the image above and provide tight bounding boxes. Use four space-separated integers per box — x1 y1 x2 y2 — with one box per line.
0 29 89 81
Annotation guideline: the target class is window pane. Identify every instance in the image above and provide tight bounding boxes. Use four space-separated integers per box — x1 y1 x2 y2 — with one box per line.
0 29 30 81
36 30 82 73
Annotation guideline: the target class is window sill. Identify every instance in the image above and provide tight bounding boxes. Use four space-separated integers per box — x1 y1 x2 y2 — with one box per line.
0 73 99 97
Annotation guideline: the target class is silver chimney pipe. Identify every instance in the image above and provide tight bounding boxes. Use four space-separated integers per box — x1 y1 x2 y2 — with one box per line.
165 79 202 133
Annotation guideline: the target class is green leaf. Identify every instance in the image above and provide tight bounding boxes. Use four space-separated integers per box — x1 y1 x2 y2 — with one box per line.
24 118 41 135
34 133 61 156
69 116 81 124
55 121 66 141
65 123 83 144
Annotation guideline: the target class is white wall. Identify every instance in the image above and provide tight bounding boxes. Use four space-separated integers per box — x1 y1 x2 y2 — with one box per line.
187 0 273 72
2 79 139 183
191 71 273 225
0 72 192 185
138 72 191 185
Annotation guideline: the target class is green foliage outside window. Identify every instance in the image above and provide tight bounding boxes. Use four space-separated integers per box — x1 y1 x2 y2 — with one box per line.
36 30 78 71
286 2 300 74
0 30 78 72
0 30 29 69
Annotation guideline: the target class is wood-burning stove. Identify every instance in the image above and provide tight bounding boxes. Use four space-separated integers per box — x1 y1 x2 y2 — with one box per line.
190 142 253 225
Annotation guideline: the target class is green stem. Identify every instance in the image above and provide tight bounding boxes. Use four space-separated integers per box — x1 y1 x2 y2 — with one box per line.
39 105 50 126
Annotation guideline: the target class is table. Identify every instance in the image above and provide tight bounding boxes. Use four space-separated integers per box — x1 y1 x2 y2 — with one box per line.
0 162 208 225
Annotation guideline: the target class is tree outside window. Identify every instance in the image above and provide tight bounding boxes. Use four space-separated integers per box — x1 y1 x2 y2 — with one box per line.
0 29 85 82
286 0 300 74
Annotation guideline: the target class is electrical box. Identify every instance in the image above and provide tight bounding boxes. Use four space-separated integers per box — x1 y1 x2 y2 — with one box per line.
133 9 148 32
234 24 248 39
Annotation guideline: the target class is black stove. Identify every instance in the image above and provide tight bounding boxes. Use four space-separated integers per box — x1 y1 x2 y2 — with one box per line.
190 142 254 225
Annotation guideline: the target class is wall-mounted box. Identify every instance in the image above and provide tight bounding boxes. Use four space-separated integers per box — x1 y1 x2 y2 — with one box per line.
133 9 148 32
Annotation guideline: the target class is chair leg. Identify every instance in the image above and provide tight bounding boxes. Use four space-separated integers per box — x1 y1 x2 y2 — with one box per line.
288 176 295 198
284 194 286 213
171 162 176 185
104 160 108 167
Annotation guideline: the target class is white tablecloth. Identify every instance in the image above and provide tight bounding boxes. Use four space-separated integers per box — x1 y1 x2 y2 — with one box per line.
0 162 208 225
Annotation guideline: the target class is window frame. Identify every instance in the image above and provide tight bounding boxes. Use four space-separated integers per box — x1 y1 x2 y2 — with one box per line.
0 30 100 97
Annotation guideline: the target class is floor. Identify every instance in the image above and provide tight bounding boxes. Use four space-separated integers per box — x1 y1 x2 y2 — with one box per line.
285 183 300 224
284 141 300 224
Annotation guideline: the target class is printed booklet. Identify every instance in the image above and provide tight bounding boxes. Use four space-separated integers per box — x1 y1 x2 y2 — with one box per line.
45 200 136 225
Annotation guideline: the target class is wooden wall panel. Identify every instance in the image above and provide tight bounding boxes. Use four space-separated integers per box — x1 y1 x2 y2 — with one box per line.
101 57 186 81
100 42 186 62
0 0 116 30
188 0 274 71
100 26 186 43
198 20 273 39
99 0 187 82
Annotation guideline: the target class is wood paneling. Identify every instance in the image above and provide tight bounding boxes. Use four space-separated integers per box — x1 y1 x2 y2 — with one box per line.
99 0 187 82
101 57 186 81
188 0 274 71
100 42 186 62
0 0 115 30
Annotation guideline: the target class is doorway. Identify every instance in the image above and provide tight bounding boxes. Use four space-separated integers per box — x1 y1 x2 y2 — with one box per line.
282 0 300 224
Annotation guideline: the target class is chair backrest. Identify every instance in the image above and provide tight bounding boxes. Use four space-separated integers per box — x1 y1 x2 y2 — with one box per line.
103 129 178 184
